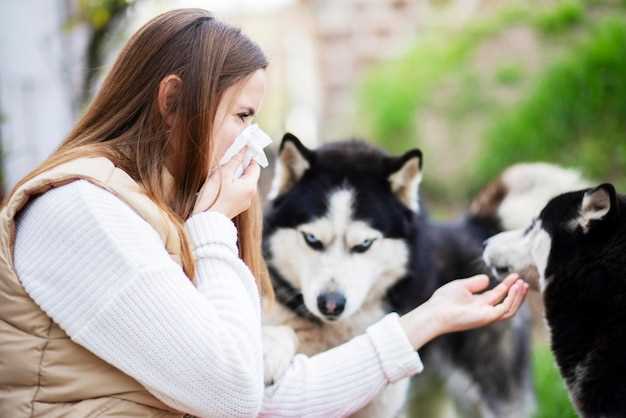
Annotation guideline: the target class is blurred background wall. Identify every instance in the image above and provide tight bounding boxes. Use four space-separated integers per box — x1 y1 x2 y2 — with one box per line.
2 0 624 211
0 0 88 195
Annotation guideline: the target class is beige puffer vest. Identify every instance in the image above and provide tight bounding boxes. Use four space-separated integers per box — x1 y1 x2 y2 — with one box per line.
0 156 188 417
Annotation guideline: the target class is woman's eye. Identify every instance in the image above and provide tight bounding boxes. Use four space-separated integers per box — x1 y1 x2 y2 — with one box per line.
352 238 376 254
301 232 324 251
237 112 252 122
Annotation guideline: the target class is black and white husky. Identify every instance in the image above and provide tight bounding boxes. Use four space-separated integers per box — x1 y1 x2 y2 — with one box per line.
484 183 626 418
261 133 587 418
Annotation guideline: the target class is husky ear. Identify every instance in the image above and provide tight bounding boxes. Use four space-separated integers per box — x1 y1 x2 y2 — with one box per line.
577 183 616 233
268 133 314 200
387 149 423 212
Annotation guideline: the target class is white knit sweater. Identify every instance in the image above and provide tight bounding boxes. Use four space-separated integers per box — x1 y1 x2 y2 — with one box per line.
13 179 423 418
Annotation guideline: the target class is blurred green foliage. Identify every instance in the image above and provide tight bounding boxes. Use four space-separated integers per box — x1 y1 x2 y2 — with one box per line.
357 8 530 155
532 344 578 418
475 16 626 192
358 1 626 205
494 64 525 86
64 0 135 31
533 0 584 34
65 0 136 105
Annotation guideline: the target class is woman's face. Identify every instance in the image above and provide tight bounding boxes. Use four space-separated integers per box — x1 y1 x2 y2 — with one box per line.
210 68 267 169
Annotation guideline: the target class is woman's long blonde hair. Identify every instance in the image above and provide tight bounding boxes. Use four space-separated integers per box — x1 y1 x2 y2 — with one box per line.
4 8 275 305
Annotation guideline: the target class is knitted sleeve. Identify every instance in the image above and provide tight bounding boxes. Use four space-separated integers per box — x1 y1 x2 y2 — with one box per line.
14 179 424 418
259 311 424 417
13 179 263 417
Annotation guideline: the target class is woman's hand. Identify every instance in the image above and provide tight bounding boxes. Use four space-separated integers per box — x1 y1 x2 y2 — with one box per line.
399 273 528 350
191 146 261 219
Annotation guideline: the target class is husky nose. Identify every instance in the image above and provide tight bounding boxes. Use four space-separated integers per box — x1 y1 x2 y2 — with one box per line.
317 292 346 318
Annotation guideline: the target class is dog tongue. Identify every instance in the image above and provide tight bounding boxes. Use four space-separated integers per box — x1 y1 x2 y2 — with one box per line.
219 124 272 178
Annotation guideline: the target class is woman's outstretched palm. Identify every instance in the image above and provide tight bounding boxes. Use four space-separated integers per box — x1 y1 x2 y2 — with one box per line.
430 273 528 333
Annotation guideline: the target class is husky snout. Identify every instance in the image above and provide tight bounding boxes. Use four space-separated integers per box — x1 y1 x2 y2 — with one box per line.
317 291 346 319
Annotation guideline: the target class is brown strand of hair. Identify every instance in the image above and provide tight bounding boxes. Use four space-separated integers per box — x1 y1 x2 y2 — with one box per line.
4 8 275 308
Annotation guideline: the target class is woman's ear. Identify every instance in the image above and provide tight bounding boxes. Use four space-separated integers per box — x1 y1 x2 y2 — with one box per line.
158 74 182 127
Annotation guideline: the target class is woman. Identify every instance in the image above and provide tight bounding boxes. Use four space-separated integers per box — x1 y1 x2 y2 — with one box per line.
0 8 528 418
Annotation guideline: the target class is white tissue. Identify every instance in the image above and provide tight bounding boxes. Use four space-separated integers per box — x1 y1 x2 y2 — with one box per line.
219 123 272 178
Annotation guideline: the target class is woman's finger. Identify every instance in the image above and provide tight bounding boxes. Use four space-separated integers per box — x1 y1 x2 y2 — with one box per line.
218 148 247 182
481 273 519 305
500 285 520 319
503 282 528 319
223 146 248 172
491 280 521 319
460 274 490 294
192 174 220 215
240 160 260 183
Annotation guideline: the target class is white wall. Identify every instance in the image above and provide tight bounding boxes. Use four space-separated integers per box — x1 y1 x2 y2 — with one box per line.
0 0 87 191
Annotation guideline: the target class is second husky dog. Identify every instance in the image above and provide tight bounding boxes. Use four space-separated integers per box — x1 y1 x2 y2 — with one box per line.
484 183 626 418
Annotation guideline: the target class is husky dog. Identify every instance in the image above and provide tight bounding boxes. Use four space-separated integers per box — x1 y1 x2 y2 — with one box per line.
483 184 626 418
261 133 585 418
475 162 591 290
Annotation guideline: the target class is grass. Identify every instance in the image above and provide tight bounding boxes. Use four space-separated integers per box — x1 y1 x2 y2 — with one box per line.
407 342 579 417
532 343 578 418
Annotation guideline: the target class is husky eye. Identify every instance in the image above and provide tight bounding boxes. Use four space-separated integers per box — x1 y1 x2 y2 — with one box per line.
352 238 376 254
495 265 511 276
301 232 324 250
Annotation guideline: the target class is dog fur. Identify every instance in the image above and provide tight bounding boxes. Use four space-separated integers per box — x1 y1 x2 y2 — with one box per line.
484 183 626 417
261 134 585 417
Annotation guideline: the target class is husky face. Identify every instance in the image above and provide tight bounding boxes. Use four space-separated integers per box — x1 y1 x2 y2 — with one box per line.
264 134 422 323
481 219 549 291
483 183 619 291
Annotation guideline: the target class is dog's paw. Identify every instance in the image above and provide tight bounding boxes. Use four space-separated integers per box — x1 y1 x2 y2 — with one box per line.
262 325 299 387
